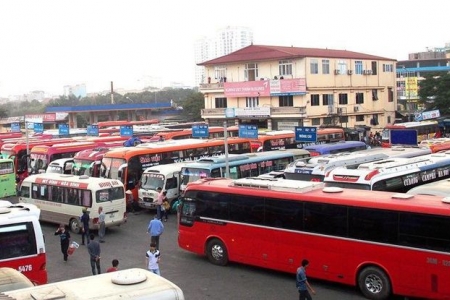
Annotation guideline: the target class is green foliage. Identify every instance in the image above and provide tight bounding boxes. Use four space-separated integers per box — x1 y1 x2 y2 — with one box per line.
418 73 450 114
179 92 204 121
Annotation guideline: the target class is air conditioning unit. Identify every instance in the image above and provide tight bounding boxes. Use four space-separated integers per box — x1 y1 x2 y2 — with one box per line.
347 70 353 75
354 106 360 112
334 69 341 75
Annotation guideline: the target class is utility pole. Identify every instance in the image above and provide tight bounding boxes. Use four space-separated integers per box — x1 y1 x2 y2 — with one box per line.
110 81 114 104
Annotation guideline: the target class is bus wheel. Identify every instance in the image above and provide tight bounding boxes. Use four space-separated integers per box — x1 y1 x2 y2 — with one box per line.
206 239 228 266
358 266 391 300
69 218 81 234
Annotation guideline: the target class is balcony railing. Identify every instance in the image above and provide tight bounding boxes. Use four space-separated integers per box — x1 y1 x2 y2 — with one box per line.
199 82 224 90
201 106 307 118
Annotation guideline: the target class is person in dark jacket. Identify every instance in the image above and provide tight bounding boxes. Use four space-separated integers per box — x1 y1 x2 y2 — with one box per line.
54 224 71 262
80 208 90 245
87 234 101 275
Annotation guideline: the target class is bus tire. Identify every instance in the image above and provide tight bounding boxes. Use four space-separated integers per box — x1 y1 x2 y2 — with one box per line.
206 238 228 266
69 218 81 234
358 266 391 300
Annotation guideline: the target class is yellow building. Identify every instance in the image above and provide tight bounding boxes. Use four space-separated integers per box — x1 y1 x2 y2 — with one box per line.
199 45 397 131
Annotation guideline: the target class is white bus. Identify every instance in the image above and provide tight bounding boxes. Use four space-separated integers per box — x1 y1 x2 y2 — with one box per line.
407 178 450 196
284 146 431 181
19 174 127 233
45 158 74 175
1 268 185 300
138 162 192 210
0 201 47 285
324 152 450 193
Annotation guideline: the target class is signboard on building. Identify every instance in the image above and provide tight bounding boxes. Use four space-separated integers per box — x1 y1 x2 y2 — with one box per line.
25 113 56 123
295 126 317 143
415 110 440 121
234 107 271 118
277 121 299 131
192 125 209 138
224 78 306 97
238 125 258 138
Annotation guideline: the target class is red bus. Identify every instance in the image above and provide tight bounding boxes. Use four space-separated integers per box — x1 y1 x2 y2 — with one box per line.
0 200 47 285
381 121 439 147
148 126 240 142
73 145 123 177
0 132 22 140
101 137 252 205
251 127 346 152
29 141 124 174
179 177 450 300
2 139 75 184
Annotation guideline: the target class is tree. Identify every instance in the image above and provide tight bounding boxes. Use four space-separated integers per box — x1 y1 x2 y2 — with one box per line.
418 73 450 115
179 92 204 121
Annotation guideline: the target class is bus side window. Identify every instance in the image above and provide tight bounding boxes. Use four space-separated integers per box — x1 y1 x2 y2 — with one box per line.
165 177 177 190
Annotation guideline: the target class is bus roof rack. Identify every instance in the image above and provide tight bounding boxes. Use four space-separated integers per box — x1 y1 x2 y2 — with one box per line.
232 177 323 193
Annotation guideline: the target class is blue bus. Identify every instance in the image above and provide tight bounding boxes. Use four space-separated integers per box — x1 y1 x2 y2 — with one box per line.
303 141 367 156
180 149 310 191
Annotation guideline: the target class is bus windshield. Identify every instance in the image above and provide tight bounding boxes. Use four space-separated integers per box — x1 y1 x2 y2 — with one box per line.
73 160 94 176
29 154 47 173
140 173 165 191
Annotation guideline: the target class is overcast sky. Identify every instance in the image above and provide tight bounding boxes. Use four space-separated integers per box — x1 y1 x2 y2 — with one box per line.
0 0 448 97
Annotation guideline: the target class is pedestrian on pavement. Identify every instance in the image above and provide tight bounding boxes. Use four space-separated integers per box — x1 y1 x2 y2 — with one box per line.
162 191 170 222
80 207 90 245
147 214 164 250
145 242 161 276
87 233 101 275
98 206 106 243
54 224 71 262
154 187 164 220
106 259 119 272
296 259 316 300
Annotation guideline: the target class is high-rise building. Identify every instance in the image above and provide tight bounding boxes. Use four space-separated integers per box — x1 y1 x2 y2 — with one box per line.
194 26 253 86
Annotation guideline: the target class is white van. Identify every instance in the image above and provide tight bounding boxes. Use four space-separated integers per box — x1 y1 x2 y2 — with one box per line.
1 268 185 300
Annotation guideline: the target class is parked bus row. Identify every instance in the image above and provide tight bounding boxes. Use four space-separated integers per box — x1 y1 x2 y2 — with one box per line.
178 176 450 299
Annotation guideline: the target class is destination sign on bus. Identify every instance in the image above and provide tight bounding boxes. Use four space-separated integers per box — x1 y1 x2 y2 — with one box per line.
58 124 69 136
391 129 418 145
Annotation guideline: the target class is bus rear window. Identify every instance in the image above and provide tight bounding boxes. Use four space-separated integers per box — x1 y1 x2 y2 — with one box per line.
0 222 37 260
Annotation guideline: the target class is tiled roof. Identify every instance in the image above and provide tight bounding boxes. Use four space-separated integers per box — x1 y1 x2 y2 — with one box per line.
199 44 396 66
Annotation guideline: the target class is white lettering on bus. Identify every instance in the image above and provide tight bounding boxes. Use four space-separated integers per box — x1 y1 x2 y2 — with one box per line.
18 264 33 272
403 176 419 186
421 171 436 182
438 168 450 177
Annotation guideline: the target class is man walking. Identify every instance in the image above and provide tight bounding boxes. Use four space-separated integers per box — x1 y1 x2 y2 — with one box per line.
87 234 101 275
80 208 90 245
147 214 164 250
154 187 164 220
98 206 106 243
296 259 316 300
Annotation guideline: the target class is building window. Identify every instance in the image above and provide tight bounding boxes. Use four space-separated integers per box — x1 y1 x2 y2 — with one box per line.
214 66 227 81
323 117 332 125
388 87 393 102
355 61 363 75
311 94 320 106
356 115 364 122
338 94 348 105
322 94 333 106
387 116 391 124
311 118 321 126
371 114 379 126
356 93 364 104
244 63 258 81
310 59 319 74
215 97 227 108
372 89 378 101
371 61 377 75
383 64 394 72
337 60 347 74
339 116 349 123
246 97 259 107
322 60 330 74
279 95 293 107
279 60 293 76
